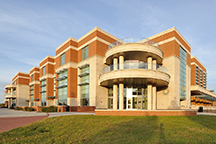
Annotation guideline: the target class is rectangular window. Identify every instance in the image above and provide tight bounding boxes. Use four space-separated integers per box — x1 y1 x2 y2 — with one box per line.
82 45 89 61
14 80 16 85
58 70 68 105
41 92 46 106
42 66 45 75
80 65 89 106
31 74 33 82
31 96 34 106
61 53 65 66
58 87 67 105
180 47 186 100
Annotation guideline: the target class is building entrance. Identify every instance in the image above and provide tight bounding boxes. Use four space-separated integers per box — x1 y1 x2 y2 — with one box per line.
125 87 147 110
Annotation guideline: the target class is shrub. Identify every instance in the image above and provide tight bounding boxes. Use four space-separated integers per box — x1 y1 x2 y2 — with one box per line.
24 107 28 111
41 106 58 112
24 107 34 111
9 106 14 109
15 107 23 110
27 107 34 111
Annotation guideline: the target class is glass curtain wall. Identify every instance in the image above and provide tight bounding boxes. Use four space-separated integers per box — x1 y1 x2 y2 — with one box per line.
58 70 68 105
80 65 89 106
30 85 34 106
180 47 187 100
41 80 46 106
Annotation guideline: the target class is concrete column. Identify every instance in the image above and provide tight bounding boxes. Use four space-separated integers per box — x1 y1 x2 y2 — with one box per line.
153 60 157 70
8 99 11 108
147 84 152 110
152 86 157 110
113 84 118 110
119 83 124 110
147 57 152 70
11 88 13 94
119 55 124 70
113 57 118 70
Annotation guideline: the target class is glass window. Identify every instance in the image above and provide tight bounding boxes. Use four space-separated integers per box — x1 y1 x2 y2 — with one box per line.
31 74 33 82
82 45 89 60
14 80 16 85
41 80 46 85
42 66 45 75
80 65 89 75
61 53 65 66
58 70 67 79
58 87 67 105
31 96 34 106
41 92 46 106
180 47 186 100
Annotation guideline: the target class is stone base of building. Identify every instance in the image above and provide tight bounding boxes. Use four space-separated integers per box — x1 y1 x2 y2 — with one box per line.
95 110 197 116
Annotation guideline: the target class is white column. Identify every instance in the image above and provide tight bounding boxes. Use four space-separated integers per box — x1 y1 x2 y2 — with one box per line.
113 57 118 70
119 83 124 110
153 60 157 70
147 84 152 110
119 55 124 70
11 88 13 94
147 57 153 70
113 84 118 110
8 99 12 108
152 86 157 110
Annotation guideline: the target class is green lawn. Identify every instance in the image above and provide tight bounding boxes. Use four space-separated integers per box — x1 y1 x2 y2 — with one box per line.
1 115 216 143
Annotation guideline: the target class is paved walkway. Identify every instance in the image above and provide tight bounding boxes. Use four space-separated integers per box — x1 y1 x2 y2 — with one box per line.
0 108 95 133
197 112 216 116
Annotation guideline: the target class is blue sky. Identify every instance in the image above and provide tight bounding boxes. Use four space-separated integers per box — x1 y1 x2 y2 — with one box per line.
1 0 216 103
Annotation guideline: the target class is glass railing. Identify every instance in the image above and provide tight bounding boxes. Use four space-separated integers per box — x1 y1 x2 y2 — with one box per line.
108 37 159 49
101 62 167 75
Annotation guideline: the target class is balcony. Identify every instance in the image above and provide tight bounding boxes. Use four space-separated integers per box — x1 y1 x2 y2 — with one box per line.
5 92 16 98
105 37 163 65
108 37 159 49
99 62 170 87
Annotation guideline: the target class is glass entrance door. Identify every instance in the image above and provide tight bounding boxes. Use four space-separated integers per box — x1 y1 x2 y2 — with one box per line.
126 88 133 109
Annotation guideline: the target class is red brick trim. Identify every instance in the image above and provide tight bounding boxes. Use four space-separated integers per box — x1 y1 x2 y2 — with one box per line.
95 110 197 116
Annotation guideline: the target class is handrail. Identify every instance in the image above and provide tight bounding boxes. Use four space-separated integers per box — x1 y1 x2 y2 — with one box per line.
100 62 167 75
108 37 159 49
5 92 16 95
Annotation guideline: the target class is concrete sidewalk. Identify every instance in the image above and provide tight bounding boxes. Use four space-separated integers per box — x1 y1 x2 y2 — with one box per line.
197 112 216 116
0 108 95 118
0 108 47 117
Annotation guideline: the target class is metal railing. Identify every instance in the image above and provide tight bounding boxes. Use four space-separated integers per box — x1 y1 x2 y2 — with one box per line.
108 37 159 49
100 62 167 75
5 92 16 95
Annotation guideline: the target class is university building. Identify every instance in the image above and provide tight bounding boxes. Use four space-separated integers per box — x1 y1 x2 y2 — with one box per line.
4 27 216 115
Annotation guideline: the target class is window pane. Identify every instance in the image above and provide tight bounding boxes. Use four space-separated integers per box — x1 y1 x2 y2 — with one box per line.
82 45 89 60
61 53 65 66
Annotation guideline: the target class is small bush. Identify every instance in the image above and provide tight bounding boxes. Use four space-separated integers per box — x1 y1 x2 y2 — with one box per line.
15 107 23 110
27 107 34 111
24 107 28 111
9 106 14 109
41 106 58 112
24 107 34 111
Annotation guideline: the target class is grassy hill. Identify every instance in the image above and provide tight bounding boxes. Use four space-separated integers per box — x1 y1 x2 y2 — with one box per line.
1 115 216 143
